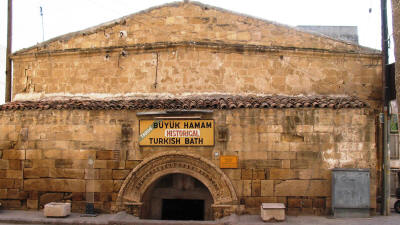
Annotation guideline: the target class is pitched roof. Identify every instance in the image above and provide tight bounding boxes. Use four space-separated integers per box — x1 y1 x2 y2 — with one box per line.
0 96 368 111
13 1 379 55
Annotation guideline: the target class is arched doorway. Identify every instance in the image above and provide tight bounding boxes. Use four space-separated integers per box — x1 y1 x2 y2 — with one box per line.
117 152 238 219
141 173 213 220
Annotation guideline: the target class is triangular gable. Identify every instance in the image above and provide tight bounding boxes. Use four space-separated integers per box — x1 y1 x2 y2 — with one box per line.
14 1 378 55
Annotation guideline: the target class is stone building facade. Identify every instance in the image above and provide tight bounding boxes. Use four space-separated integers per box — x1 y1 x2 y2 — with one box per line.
0 2 382 219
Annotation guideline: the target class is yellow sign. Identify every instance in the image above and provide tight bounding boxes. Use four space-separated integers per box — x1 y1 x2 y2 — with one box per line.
220 156 238 169
139 119 214 146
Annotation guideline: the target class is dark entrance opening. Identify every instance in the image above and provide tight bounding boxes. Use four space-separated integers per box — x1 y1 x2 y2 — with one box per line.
141 173 214 220
162 199 204 220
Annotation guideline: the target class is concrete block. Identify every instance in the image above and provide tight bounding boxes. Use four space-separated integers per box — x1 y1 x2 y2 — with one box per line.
44 202 71 217
261 203 285 222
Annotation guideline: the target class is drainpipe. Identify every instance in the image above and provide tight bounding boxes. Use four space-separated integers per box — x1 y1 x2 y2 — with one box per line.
381 0 390 216
5 0 12 102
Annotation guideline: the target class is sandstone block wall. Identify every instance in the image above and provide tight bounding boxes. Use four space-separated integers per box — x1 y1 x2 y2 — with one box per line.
12 48 382 107
0 108 377 215
10 3 381 107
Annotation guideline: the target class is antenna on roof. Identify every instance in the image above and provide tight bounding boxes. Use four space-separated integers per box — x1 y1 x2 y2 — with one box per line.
40 6 44 41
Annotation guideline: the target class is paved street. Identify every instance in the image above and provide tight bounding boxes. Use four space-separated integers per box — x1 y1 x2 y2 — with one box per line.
0 210 400 225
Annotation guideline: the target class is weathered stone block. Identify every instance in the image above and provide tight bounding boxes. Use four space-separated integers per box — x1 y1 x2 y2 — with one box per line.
125 160 140 169
0 179 14 188
264 142 290 152
223 169 241 180
282 160 290 169
270 152 296 160
242 169 253 180
244 197 263 208
26 150 42 159
96 151 114 160
261 203 285 222
0 141 15 150
27 199 39 209
252 180 261 196
6 170 23 179
259 133 281 143
54 159 73 168
85 169 112 180
297 169 330 180
86 180 113 192
313 198 325 208
243 180 252 197
289 143 321 152
106 160 125 169
44 202 71 217
24 179 85 192
112 169 130 180
8 160 21 170
313 125 333 133
296 151 320 160
274 180 329 197
261 180 273 196
240 160 281 168
94 160 107 169
6 189 21 199
24 168 49 178
71 192 84 201
40 193 64 206
258 125 283 133
49 168 85 179
0 160 9 169
270 168 297 180
288 198 302 208
252 169 265 180
302 199 312 208
290 160 311 169
1 200 21 208
31 159 55 168
282 134 304 143
0 188 6 198
296 125 313 133
2 150 25 160
238 151 268 160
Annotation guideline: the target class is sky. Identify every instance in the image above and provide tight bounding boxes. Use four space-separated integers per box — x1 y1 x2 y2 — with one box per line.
0 0 395 104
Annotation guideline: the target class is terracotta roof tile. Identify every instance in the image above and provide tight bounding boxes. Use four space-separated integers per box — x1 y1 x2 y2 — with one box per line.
0 96 368 111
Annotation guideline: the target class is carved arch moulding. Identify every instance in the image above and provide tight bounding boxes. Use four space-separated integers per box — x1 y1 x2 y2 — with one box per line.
116 151 239 218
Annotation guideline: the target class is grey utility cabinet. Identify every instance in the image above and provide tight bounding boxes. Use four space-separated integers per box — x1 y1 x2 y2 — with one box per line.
332 168 370 218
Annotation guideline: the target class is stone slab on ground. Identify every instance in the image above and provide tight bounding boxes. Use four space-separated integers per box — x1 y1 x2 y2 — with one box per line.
44 203 71 217
260 203 285 222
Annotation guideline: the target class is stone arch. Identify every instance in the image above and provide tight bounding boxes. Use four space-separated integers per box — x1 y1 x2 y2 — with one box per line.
117 151 238 218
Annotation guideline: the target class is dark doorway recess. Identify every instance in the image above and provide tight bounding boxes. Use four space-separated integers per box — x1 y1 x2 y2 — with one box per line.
162 199 204 220
141 173 213 220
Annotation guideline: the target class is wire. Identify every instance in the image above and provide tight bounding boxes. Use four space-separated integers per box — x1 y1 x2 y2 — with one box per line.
40 6 44 41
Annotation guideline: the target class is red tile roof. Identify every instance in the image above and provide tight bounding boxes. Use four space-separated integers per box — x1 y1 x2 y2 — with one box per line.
0 96 368 111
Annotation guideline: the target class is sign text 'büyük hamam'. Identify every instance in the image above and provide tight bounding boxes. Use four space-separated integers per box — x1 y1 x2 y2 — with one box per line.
139 120 214 146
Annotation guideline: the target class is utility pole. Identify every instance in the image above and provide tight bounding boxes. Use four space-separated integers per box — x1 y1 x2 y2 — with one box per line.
381 0 390 216
5 0 12 102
